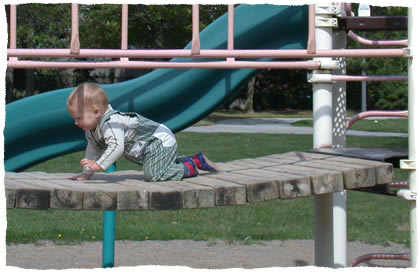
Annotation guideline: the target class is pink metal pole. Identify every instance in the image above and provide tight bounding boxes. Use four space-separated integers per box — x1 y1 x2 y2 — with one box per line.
307 4 316 54
191 4 200 55
332 75 408 82
7 48 407 59
348 31 408 47
121 4 128 62
70 3 80 55
341 3 352 16
346 110 408 129
7 60 321 70
9 5 17 61
227 5 235 62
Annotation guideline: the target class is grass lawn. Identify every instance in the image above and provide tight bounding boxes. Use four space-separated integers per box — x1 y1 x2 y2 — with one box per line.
6 132 410 247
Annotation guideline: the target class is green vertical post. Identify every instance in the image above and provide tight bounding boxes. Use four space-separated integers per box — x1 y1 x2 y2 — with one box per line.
102 163 117 268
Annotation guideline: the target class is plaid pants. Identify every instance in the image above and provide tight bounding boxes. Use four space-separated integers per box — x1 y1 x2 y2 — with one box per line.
141 138 185 182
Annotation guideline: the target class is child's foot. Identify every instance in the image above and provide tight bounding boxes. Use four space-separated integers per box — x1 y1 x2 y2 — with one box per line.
193 152 218 172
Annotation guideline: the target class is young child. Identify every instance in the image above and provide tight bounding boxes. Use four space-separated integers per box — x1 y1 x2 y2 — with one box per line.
66 82 217 182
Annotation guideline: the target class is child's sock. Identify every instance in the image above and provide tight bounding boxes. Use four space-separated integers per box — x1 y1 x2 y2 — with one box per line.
182 157 198 178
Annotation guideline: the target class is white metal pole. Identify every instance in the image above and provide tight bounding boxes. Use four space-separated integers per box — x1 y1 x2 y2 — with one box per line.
361 56 367 111
313 4 347 267
358 4 370 112
407 8 416 268
398 8 416 268
332 30 347 149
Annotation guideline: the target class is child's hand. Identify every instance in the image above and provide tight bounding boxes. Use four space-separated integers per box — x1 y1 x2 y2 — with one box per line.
80 159 103 172
68 173 93 181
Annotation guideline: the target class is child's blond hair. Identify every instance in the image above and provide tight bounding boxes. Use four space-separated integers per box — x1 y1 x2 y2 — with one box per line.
67 82 108 113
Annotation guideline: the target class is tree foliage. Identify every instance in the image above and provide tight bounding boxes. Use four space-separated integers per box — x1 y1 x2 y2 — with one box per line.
345 5 408 110
13 4 70 49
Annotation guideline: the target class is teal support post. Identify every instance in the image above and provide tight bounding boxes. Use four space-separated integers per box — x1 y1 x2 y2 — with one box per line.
102 163 117 268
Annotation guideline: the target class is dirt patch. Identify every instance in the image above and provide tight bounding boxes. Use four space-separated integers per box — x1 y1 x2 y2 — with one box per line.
6 239 410 270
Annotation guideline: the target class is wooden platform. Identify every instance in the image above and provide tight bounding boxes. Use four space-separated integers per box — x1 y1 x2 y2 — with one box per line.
308 147 408 167
5 152 394 211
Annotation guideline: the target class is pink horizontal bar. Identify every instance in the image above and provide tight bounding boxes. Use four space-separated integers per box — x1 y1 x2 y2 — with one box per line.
7 60 321 69
346 110 408 129
333 75 407 82
348 31 408 47
7 48 406 59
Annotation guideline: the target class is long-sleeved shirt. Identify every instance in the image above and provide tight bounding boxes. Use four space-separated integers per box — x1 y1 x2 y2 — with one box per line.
83 105 176 173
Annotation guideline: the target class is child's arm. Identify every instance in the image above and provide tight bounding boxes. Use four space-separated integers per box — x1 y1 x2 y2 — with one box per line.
67 135 101 181
94 121 125 171
68 118 124 181
80 158 103 171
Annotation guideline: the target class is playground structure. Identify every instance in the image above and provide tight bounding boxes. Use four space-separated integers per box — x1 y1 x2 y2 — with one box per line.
5 3 417 269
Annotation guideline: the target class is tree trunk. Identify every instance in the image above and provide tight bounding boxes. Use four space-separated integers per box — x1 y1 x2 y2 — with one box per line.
244 76 255 113
6 69 14 103
25 69 35 97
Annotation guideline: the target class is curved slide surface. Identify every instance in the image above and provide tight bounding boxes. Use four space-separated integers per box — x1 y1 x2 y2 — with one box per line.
5 5 308 171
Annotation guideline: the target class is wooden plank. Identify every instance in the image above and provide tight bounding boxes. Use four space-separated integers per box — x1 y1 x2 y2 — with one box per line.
126 181 181 211
75 176 149 211
5 185 17 208
184 176 246 206
325 156 393 185
212 162 250 172
11 178 86 210
236 158 280 167
4 178 20 209
267 152 334 163
102 170 144 176
95 178 149 211
162 181 214 209
16 173 144 210
92 171 145 181
4 152 392 211
75 173 152 210
295 160 376 189
264 164 344 195
5 179 50 209
78 178 135 210
218 160 259 171
256 156 295 164
227 168 311 199
115 189 149 211
308 147 408 162
91 173 183 211
208 172 280 202
5 172 25 179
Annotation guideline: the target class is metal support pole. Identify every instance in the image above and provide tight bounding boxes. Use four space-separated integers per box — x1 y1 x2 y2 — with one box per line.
313 4 347 268
406 8 417 267
191 4 200 55
227 5 234 62
361 55 367 111
121 4 128 62
332 30 347 149
70 4 80 55
102 163 117 268
358 4 370 112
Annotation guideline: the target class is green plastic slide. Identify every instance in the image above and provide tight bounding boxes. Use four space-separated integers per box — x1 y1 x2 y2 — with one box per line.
4 5 308 171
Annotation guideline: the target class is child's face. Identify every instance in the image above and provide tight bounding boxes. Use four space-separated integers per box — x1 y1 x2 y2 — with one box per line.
68 100 102 131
